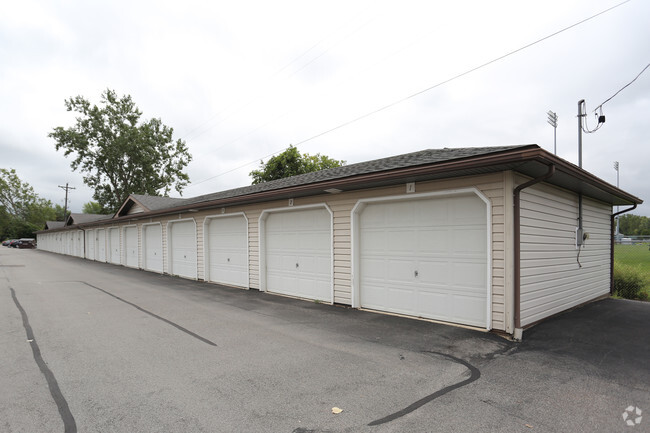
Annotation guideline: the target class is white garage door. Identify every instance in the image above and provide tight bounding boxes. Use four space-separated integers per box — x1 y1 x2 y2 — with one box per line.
358 194 488 328
124 226 138 268
169 220 197 279
75 231 84 258
108 228 120 264
206 215 248 287
143 224 163 273
96 229 106 262
265 207 331 302
86 229 95 260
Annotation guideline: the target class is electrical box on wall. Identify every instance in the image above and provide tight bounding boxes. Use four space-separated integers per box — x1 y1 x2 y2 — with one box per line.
576 228 589 247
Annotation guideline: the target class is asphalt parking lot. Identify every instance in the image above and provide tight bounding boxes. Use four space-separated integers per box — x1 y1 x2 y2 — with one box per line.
1 248 648 432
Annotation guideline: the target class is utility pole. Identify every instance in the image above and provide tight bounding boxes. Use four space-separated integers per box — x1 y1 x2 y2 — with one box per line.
577 100 584 168
577 101 585 246
614 161 620 235
58 183 76 221
547 111 558 154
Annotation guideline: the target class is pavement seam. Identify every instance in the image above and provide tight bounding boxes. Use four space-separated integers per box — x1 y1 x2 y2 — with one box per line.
9 287 77 433
367 351 481 426
77 281 218 347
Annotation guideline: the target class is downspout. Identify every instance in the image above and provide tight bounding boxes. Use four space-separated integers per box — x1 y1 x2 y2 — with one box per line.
513 164 555 339
610 204 637 294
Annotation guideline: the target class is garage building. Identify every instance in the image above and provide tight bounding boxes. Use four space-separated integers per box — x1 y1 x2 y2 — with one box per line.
36 145 642 337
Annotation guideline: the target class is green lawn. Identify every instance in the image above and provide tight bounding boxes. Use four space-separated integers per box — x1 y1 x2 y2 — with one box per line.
613 243 650 299
614 243 650 270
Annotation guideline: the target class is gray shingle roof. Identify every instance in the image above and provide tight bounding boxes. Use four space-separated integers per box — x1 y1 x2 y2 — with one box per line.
45 221 65 229
184 145 528 206
67 213 113 225
130 194 189 211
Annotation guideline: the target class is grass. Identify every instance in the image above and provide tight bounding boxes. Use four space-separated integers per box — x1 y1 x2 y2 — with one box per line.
613 243 650 300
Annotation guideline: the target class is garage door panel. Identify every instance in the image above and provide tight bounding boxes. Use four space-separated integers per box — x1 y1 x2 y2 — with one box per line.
418 291 449 316
417 260 451 284
451 198 486 220
361 258 386 279
387 286 418 312
451 295 486 327
96 229 106 262
109 228 120 264
265 208 332 302
388 230 418 252
359 194 488 328
124 226 138 268
144 225 163 273
387 259 417 281
452 262 487 288
418 229 450 252
170 221 197 279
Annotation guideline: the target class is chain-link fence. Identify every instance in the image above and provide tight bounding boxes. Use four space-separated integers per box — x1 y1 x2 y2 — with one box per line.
613 238 650 301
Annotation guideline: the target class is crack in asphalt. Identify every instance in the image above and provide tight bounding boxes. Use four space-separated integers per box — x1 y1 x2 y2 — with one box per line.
9 287 77 433
78 281 218 347
367 351 481 426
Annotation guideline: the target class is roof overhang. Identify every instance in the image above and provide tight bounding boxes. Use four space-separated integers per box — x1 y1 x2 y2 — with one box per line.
35 145 642 232
114 145 641 219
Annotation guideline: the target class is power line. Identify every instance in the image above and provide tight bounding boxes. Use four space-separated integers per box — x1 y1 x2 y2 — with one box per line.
595 61 650 112
187 0 633 189
179 2 376 143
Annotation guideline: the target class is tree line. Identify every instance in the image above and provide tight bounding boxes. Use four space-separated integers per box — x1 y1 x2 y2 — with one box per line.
619 214 650 236
0 169 67 239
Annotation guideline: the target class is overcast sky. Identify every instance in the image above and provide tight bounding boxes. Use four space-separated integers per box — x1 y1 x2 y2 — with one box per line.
1 0 649 216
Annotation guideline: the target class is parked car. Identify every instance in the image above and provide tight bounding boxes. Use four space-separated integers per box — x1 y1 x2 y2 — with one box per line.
16 239 36 249
2 239 13 246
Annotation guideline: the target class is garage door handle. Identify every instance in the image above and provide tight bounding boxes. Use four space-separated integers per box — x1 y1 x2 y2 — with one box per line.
414 270 419 277
296 263 299 268
227 258 230 262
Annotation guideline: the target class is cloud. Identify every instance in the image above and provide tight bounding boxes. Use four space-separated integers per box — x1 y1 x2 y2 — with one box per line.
0 0 648 216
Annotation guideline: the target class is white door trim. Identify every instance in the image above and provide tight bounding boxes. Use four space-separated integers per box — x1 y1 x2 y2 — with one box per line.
166 218 198 279
351 188 492 330
203 212 249 286
258 203 334 303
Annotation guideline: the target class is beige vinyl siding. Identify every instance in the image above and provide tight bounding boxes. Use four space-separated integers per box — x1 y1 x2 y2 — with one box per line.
519 179 611 327
196 216 205 280
246 209 262 290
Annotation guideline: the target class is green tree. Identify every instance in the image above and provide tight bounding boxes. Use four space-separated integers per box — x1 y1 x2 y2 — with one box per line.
249 145 345 185
49 89 192 213
619 214 650 236
82 201 107 214
0 168 56 239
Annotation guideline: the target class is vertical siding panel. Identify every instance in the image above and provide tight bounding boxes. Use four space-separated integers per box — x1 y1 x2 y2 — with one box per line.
195 214 205 280
247 209 261 290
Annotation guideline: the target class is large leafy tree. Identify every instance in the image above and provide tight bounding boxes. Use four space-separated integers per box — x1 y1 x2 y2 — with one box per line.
49 89 192 213
0 168 57 239
82 201 106 214
249 145 345 185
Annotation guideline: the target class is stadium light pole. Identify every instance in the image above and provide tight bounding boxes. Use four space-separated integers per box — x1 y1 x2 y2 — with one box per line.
547 110 558 154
